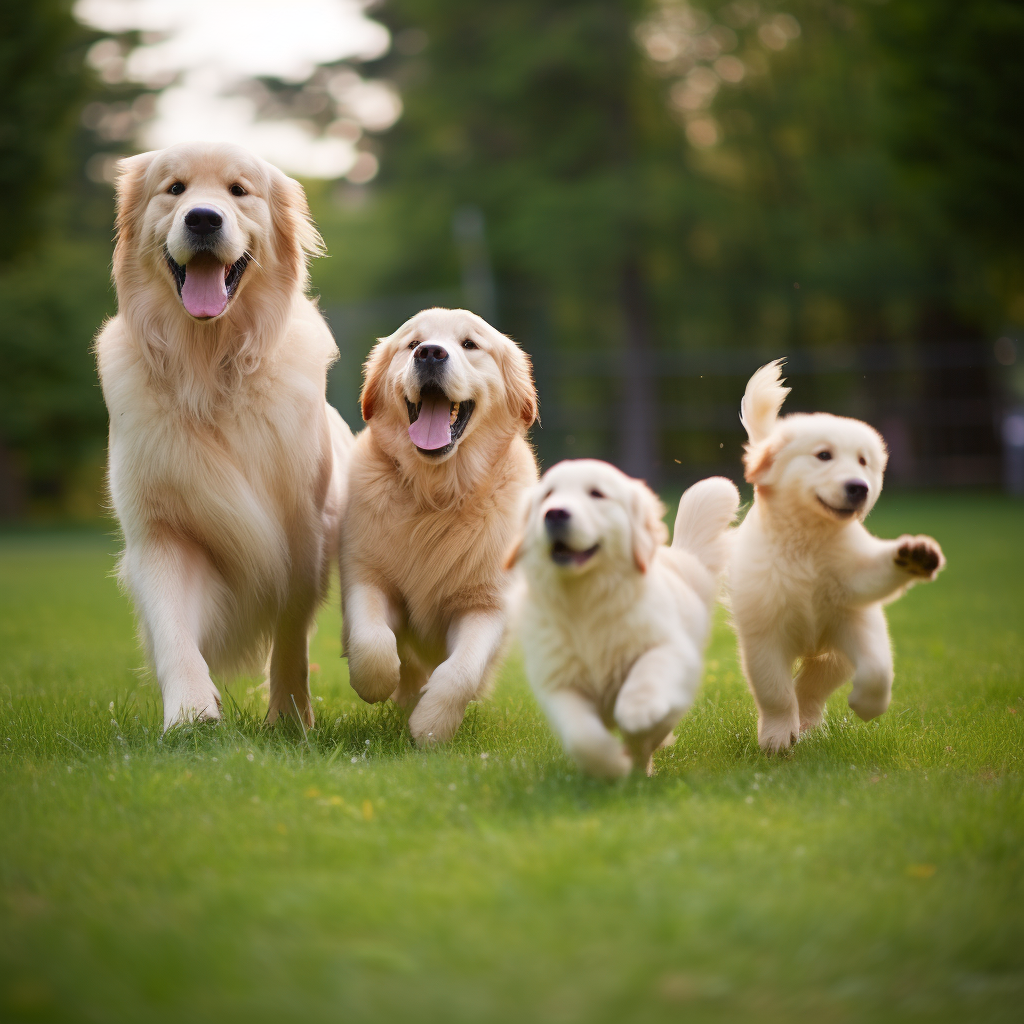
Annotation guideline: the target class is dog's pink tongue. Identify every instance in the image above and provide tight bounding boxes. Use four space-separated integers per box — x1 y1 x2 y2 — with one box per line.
408 394 452 450
181 262 229 318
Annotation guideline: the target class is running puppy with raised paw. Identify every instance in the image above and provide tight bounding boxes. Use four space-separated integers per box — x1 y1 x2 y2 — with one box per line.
729 359 945 753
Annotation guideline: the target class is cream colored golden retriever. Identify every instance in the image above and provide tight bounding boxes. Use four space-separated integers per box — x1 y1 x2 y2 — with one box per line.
730 360 945 752
507 460 740 778
340 308 538 744
94 142 353 731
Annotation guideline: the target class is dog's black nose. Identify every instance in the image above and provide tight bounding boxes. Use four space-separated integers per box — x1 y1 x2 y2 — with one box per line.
184 207 223 236
413 343 448 366
545 507 570 523
845 480 869 506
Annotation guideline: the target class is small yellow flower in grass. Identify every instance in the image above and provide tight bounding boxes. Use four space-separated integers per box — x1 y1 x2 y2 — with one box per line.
361 800 374 821
276 823 287 835
304 786 320 798
907 863 937 879
328 795 345 807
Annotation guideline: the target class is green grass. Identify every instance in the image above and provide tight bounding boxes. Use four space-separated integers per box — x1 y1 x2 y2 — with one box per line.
1 494 1022 1024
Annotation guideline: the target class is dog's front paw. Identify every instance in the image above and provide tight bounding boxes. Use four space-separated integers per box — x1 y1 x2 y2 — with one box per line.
163 681 222 733
347 629 401 703
757 713 799 754
848 687 890 722
894 535 945 579
614 686 674 737
408 683 467 747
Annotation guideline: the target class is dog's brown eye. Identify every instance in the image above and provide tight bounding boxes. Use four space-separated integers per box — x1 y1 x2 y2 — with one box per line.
589 489 605 499
168 182 185 195
229 184 246 197
462 339 477 350
859 456 867 466
407 340 418 350
816 451 832 461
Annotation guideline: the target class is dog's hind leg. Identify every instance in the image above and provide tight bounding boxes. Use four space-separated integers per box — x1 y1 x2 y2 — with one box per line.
391 644 429 712
838 605 894 722
795 651 852 734
267 581 320 729
123 534 224 732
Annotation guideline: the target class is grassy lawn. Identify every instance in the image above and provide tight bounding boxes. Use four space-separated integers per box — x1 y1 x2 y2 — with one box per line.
1 493 1022 1024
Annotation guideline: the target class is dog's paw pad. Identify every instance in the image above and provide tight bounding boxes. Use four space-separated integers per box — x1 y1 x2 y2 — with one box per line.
894 536 944 578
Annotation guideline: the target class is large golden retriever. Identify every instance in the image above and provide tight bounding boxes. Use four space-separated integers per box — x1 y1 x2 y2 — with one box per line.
94 142 353 731
341 308 538 744
730 360 945 752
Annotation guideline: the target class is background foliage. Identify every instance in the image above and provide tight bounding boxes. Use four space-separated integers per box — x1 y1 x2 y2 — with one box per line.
0 0 1021 515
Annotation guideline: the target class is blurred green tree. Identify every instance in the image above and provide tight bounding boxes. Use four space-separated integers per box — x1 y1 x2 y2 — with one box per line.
0 1 94 265
315 0 1012 481
0 2 115 516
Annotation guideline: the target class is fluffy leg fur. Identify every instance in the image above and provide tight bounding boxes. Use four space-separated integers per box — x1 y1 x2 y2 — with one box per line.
408 609 506 746
740 640 800 752
123 535 224 731
345 583 402 703
838 605 895 721
794 651 853 733
541 689 632 780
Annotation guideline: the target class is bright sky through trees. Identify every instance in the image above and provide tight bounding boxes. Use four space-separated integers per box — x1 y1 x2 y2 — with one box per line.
73 0 393 177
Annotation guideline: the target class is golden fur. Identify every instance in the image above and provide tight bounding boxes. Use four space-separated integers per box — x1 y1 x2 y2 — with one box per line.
340 308 538 744
729 360 945 752
510 461 739 777
95 142 353 730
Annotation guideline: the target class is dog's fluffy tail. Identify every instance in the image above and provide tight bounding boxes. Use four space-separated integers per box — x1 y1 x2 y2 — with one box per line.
740 358 789 443
672 476 741 575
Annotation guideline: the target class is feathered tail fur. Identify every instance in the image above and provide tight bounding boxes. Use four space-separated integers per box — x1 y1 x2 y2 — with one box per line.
672 476 741 575
739 358 790 444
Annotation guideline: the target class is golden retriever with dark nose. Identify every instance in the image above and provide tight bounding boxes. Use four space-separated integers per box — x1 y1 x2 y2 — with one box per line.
340 308 538 745
94 142 353 731
729 360 945 752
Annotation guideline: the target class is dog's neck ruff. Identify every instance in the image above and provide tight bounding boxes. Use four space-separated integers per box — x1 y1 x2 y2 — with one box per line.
120 268 293 421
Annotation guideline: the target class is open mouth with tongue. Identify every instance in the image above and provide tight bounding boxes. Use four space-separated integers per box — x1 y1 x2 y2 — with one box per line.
405 386 475 457
165 248 250 320
550 541 600 567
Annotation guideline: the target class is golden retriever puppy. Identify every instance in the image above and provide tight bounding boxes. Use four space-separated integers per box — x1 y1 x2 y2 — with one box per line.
507 460 740 778
730 360 945 752
341 308 538 744
94 142 353 731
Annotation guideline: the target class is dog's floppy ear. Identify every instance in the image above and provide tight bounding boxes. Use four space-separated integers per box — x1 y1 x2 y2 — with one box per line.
743 436 783 485
502 486 538 570
360 339 392 422
112 151 157 274
501 341 539 429
628 480 668 573
269 168 325 281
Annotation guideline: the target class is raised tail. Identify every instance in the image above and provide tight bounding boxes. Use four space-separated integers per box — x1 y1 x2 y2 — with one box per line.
739 358 789 444
672 476 741 575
